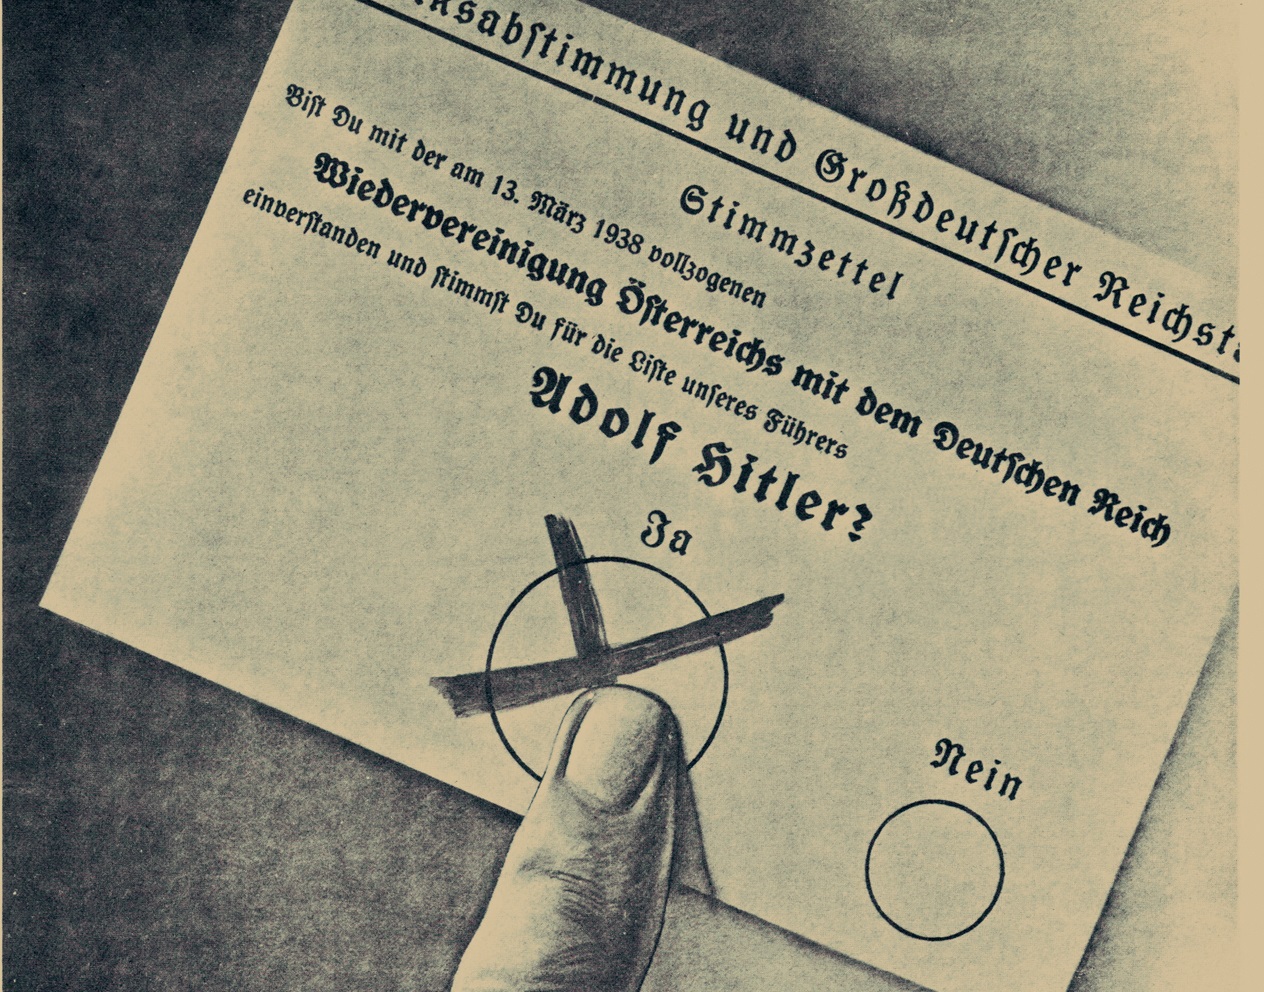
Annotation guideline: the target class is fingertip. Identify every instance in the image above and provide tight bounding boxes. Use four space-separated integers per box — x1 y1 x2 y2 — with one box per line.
561 686 675 811
458 687 684 991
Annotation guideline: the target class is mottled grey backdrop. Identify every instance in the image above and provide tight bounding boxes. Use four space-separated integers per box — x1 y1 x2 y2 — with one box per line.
4 1 1236 989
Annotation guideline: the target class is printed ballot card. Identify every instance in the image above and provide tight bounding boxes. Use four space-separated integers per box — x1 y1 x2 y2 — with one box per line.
42 1 1237 990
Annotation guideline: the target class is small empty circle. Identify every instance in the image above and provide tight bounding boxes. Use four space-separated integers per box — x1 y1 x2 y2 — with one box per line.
865 799 1004 941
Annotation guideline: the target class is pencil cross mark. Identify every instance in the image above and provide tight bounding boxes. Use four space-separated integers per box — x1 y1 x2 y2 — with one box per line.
431 515 785 717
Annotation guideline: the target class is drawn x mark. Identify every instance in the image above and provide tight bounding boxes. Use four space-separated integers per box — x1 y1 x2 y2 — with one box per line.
431 515 784 717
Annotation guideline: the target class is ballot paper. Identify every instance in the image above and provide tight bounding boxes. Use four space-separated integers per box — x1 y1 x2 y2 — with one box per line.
41 0 1238 989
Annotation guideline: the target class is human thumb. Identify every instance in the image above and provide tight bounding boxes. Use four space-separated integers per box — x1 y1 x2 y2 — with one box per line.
452 686 680 992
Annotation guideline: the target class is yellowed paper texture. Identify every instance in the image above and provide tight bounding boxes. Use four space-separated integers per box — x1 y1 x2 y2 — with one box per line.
41 1 1238 990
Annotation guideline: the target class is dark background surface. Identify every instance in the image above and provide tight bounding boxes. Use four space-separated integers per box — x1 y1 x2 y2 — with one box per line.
4 1 1236 989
